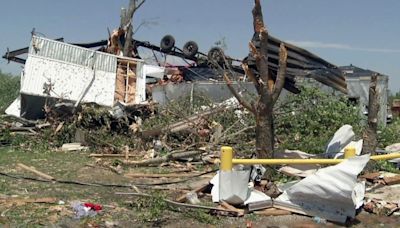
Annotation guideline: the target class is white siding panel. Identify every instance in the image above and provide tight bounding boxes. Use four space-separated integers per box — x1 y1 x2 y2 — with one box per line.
21 56 116 107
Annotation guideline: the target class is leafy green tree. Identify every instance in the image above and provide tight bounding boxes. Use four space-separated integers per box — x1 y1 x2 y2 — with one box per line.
275 86 363 154
0 70 19 113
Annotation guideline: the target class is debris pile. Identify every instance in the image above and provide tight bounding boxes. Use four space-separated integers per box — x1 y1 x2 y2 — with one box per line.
0 1 399 226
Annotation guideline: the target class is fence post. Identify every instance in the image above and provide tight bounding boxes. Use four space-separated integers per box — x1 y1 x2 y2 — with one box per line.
220 146 233 171
344 147 356 159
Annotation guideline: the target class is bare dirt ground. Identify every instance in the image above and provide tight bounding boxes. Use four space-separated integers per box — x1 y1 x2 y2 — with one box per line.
0 146 399 227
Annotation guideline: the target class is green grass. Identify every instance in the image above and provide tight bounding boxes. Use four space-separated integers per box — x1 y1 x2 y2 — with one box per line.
0 143 220 226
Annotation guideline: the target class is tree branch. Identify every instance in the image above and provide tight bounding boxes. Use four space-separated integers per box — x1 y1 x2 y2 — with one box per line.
251 0 270 94
122 0 146 57
241 63 261 94
272 43 288 102
252 0 264 33
223 73 256 114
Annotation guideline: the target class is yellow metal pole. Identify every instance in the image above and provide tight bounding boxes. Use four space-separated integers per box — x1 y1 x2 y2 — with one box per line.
220 146 400 166
371 152 400 161
230 152 400 165
232 158 344 165
344 147 356 159
220 146 233 171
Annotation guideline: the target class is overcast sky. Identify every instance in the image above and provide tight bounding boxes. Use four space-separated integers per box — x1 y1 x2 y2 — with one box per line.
1 0 399 92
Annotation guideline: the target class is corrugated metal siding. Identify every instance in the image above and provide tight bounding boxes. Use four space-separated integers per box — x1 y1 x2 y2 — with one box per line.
29 36 116 73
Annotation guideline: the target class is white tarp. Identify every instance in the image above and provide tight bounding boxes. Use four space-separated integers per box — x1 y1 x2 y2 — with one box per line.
276 154 370 223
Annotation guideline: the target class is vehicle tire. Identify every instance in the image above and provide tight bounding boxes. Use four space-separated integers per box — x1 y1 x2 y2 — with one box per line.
182 41 199 58
208 47 224 64
160 35 175 51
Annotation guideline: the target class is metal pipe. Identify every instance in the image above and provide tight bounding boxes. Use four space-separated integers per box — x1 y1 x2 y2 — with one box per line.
232 158 344 165
230 153 400 165
370 153 400 161
220 147 400 167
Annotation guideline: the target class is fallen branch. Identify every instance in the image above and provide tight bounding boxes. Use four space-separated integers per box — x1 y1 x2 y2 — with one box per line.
89 154 138 158
124 172 210 179
219 125 255 141
115 192 240 214
123 150 204 166
141 106 227 138
0 169 214 189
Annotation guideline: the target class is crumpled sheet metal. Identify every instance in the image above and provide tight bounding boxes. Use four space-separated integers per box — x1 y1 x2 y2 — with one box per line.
210 166 270 206
276 154 370 223
325 124 355 157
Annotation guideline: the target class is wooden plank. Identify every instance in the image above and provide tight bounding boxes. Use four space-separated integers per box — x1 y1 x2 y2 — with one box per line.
176 183 210 203
383 175 400 185
17 163 55 181
254 208 292 216
0 197 57 205
220 201 245 216
360 172 381 182
124 172 204 179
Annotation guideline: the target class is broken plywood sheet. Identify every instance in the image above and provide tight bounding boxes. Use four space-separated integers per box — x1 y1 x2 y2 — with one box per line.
276 154 370 223
126 67 137 104
115 64 126 102
115 61 137 104
365 184 400 203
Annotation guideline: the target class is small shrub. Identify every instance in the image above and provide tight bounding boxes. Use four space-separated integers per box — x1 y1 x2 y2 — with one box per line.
378 118 400 148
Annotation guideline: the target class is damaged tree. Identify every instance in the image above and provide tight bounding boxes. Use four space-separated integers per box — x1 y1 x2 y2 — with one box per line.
120 0 146 57
223 0 288 158
362 74 379 155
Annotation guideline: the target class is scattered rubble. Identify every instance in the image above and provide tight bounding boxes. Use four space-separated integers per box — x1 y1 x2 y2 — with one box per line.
0 1 399 226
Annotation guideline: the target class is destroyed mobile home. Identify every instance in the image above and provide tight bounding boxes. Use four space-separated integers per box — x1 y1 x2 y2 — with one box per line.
3 26 348 119
1 1 399 226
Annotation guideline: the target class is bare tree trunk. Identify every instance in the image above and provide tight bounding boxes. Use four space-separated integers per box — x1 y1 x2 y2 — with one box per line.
120 0 146 57
221 0 287 159
256 105 274 158
362 74 379 155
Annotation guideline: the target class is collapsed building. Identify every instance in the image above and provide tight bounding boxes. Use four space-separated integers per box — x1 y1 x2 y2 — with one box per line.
2 32 349 119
